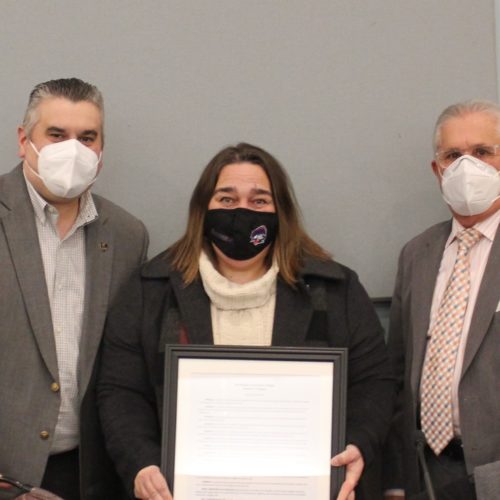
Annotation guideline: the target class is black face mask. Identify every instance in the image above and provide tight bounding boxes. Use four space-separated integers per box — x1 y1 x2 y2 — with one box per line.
204 208 279 261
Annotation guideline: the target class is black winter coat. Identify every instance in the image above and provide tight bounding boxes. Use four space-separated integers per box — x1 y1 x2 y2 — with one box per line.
97 252 395 499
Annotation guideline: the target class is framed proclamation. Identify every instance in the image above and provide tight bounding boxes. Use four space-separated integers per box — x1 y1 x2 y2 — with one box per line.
161 345 347 499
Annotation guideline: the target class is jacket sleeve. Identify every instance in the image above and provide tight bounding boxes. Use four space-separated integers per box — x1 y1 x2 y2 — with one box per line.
97 269 163 497
339 270 396 467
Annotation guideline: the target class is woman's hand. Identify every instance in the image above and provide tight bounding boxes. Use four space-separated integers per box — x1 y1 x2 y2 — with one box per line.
134 465 173 500
331 444 364 500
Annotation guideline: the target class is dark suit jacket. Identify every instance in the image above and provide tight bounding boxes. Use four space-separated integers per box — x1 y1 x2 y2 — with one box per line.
384 219 500 497
97 250 395 499
0 165 148 498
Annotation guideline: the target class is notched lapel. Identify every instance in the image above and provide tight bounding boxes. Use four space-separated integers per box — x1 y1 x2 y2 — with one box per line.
1 177 58 381
170 272 213 345
272 279 313 346
79 216 114 398
462 224 500 375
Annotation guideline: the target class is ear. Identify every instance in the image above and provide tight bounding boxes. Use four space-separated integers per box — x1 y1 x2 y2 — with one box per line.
17 126 28 159
431 160 441 181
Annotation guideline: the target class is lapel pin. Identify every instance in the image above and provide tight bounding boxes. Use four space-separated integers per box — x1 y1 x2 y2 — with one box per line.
99 241 109 252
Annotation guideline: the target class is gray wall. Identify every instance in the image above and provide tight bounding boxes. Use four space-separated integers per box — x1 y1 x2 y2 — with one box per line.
1 1 497 297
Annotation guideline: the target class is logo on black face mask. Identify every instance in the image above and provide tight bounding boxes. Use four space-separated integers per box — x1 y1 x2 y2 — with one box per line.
249 225 268 246
204 208 278 261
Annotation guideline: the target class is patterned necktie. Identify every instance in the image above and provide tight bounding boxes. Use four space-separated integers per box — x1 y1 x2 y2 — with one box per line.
420 227 482 455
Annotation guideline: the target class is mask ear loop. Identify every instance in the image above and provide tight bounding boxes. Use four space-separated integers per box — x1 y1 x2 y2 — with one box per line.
23 141 42 179
29 140 41 156
489 171 500 205
87 151 103 189
437 163 447 178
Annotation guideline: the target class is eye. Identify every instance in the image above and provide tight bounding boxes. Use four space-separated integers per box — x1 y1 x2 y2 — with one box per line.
48 132 64 140
219 196 235 206
79 136 95 144
473 146 494 157
253 198 270 207
444 150 462 161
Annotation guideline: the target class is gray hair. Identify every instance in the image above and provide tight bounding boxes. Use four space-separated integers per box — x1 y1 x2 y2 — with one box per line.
22 78 104 138
433 99 500 152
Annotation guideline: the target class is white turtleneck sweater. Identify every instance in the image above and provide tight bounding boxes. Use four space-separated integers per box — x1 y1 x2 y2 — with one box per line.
198 251 279 346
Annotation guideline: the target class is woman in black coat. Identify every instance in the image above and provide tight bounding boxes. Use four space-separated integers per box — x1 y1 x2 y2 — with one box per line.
97 143 395 500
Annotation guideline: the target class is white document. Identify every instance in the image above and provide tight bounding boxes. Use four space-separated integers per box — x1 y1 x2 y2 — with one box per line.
173 358 333 499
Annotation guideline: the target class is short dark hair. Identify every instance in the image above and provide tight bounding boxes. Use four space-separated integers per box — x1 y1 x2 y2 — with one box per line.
167 142 329 285
22 78 104 137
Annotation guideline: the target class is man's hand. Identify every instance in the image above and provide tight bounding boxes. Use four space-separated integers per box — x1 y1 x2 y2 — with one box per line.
134 465 173 500
331 444 364 500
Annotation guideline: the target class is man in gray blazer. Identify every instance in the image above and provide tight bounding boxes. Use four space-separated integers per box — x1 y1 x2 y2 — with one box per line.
384 100 500 500
0 78 148 499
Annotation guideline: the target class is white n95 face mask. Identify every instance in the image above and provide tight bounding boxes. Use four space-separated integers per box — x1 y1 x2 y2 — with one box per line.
441 154 500 216
28 139 100 198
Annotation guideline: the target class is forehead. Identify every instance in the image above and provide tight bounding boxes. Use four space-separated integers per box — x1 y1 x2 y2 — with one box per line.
215 162 271 189
439 111 500 149
33 97 103 133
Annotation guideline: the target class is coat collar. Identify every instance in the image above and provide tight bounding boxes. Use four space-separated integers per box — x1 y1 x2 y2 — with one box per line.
0 164 28 214
141 252 345 347
299 256 346 281
169 270 213 345
78 195 114 398
0 165 58 380
141 251 346 282
462 220 500 375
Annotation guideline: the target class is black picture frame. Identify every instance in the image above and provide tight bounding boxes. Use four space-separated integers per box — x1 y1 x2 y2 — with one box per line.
162 345 347 499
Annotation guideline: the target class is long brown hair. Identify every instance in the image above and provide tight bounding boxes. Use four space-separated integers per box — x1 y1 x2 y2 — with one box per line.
167 143 329 285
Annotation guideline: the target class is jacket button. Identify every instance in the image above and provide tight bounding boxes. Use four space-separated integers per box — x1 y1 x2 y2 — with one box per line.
40 431 49 440
50 382 60 392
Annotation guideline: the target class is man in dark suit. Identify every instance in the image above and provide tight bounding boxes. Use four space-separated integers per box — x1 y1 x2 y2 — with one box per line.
0 78 148 499
384 100 500 500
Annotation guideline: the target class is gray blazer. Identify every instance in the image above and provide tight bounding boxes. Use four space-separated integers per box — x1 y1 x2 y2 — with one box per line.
384 219 500 497
0 165 148 498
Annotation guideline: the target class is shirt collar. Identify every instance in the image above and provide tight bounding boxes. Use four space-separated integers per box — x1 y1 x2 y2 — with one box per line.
23 170 98 229
447 208 500 248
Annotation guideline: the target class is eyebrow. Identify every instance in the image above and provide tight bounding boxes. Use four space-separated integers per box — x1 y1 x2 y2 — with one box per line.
213 186 273 196
80 130 98 137
45 126 98 137
46 126 65 134
442 142 490 150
